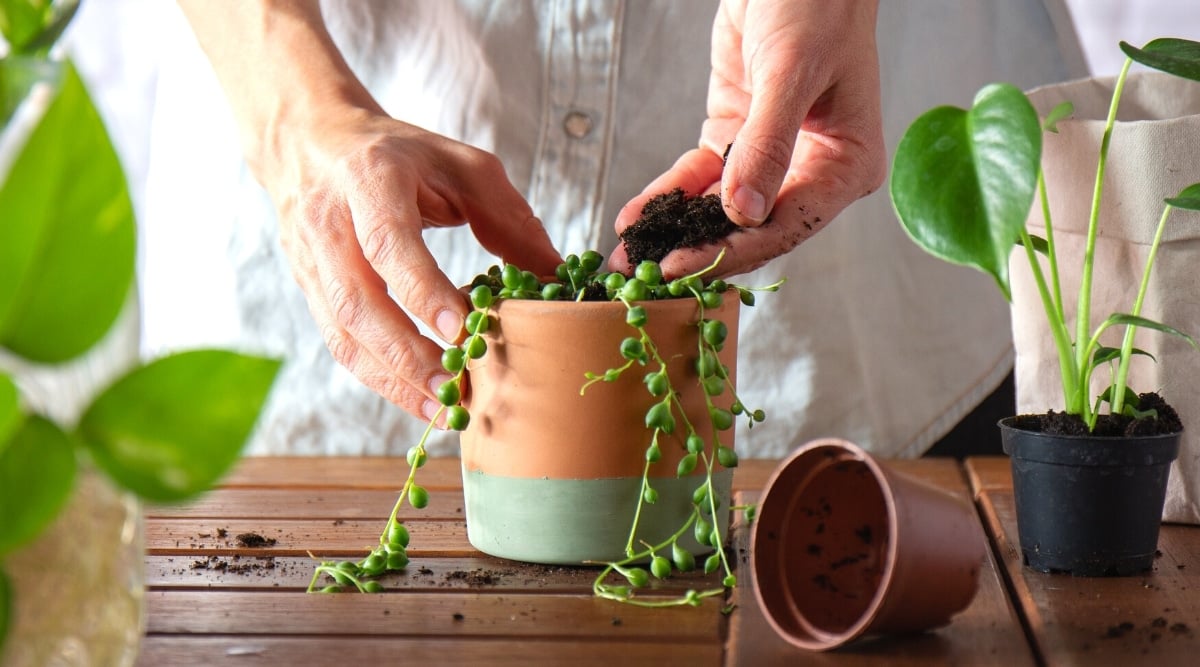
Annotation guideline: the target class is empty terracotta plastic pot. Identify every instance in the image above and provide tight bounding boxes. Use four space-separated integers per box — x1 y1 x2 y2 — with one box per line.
751 438 984 651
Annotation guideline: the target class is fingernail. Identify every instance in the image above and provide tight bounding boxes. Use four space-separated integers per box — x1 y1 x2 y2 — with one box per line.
422 399 442 424
731 186 767 224
436 309 463 342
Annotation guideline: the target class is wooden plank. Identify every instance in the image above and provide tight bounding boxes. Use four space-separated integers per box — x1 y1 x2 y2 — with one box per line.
219 456 465 490
977 487 1200 665
724 458 1037 666
136 635 723 667
146 518 471 557
147 554 725 595
144 590 725 640
963 456 1011 496
147 488 463 521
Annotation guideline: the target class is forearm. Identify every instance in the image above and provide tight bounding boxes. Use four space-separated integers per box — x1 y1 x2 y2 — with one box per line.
177 0 381 176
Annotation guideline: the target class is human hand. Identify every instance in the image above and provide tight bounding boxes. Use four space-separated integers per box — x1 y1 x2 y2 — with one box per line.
269 107 562 420
610 0 886 278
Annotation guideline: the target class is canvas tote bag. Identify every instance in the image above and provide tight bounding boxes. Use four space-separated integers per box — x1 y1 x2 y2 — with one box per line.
1012 71 1200 524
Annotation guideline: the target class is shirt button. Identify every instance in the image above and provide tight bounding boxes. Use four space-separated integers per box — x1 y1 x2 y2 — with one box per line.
563 111 593 139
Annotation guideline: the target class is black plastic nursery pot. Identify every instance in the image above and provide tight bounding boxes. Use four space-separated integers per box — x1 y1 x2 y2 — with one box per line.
998 416 1181 576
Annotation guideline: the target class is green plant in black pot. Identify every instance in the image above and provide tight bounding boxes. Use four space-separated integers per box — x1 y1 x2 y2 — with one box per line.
889 37 1200 576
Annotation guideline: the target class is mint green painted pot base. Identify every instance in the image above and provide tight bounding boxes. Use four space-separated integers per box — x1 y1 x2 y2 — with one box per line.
463 467 733 565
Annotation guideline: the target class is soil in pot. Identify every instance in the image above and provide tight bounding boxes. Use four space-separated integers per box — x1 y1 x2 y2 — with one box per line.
1025 392 1182 437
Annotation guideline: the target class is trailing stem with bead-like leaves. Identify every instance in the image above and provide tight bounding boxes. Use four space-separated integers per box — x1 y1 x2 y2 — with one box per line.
308 249 782 606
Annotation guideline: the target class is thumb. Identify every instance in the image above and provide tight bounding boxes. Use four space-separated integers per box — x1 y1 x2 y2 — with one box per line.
721 56 813 227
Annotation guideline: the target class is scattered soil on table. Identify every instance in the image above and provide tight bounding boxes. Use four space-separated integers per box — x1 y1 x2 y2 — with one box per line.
1019 392 1182 437
184 554 285 577
620 188 742 266
1100 616 1192 643
236 532 278 548
444 568 510 587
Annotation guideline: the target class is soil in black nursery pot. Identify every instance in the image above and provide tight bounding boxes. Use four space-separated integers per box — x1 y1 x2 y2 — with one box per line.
1033 392 1183 437
620 187 741 265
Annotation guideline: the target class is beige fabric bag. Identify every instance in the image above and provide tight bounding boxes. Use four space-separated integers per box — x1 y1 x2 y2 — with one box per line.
1013 71 1200 524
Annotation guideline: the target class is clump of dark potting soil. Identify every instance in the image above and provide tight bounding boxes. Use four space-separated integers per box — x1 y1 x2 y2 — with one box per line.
620 188 741 266
1029 392 1183 437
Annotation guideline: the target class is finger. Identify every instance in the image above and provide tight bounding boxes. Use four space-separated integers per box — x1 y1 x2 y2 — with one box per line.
347 175 472 347
291 213 453 421
720 42 816 227
448 148 564 276
657 146 869 279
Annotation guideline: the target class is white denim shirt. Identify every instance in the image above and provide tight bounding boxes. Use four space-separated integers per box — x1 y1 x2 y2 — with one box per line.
139 0 1085 457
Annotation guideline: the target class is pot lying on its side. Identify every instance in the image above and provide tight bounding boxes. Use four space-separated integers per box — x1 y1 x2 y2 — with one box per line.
751 438 985 651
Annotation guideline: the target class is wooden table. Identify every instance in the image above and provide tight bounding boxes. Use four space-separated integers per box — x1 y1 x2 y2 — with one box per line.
138 456 1200 666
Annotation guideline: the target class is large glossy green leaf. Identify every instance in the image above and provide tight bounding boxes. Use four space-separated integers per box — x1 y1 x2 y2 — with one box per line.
890 83 1042 300
0 372 17 449
0 413 76 555
1121 38 1200 82
78 350 281 503
0 59 135 363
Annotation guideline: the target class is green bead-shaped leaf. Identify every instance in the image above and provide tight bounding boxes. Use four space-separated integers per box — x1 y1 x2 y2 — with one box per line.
77 350 281 503
891 82 1042 300
1121 38 1200 82
0 60 135 362
0 414 76 555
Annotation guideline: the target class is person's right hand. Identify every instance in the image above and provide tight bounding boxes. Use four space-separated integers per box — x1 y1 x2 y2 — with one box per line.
180 0 561 421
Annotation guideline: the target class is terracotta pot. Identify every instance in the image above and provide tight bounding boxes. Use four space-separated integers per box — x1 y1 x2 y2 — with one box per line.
461 295 739 564
751 438 984 651
1000 416 1180 576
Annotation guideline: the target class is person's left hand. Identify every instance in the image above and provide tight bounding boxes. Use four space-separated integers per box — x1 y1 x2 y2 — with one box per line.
610 0 886 278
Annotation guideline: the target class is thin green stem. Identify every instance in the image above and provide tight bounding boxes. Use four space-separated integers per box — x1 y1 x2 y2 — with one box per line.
624 433 661 557
1111 203 1174 414
1036 170 1066 323
1075 57 1132 385
1018 227 1083 418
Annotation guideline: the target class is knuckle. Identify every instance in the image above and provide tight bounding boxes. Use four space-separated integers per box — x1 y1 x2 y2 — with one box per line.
359 220 398 266
328 279 369 333
320 323 358 369
743 133 795 178
378 337 420 377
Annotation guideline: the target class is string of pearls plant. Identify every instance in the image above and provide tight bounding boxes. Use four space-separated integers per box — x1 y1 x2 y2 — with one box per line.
308 249 782 607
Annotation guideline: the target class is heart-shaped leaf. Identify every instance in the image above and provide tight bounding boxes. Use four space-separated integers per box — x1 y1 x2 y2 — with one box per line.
0 413 76 555
78 350 281 503
0 59 135 363
891 82 1042 299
